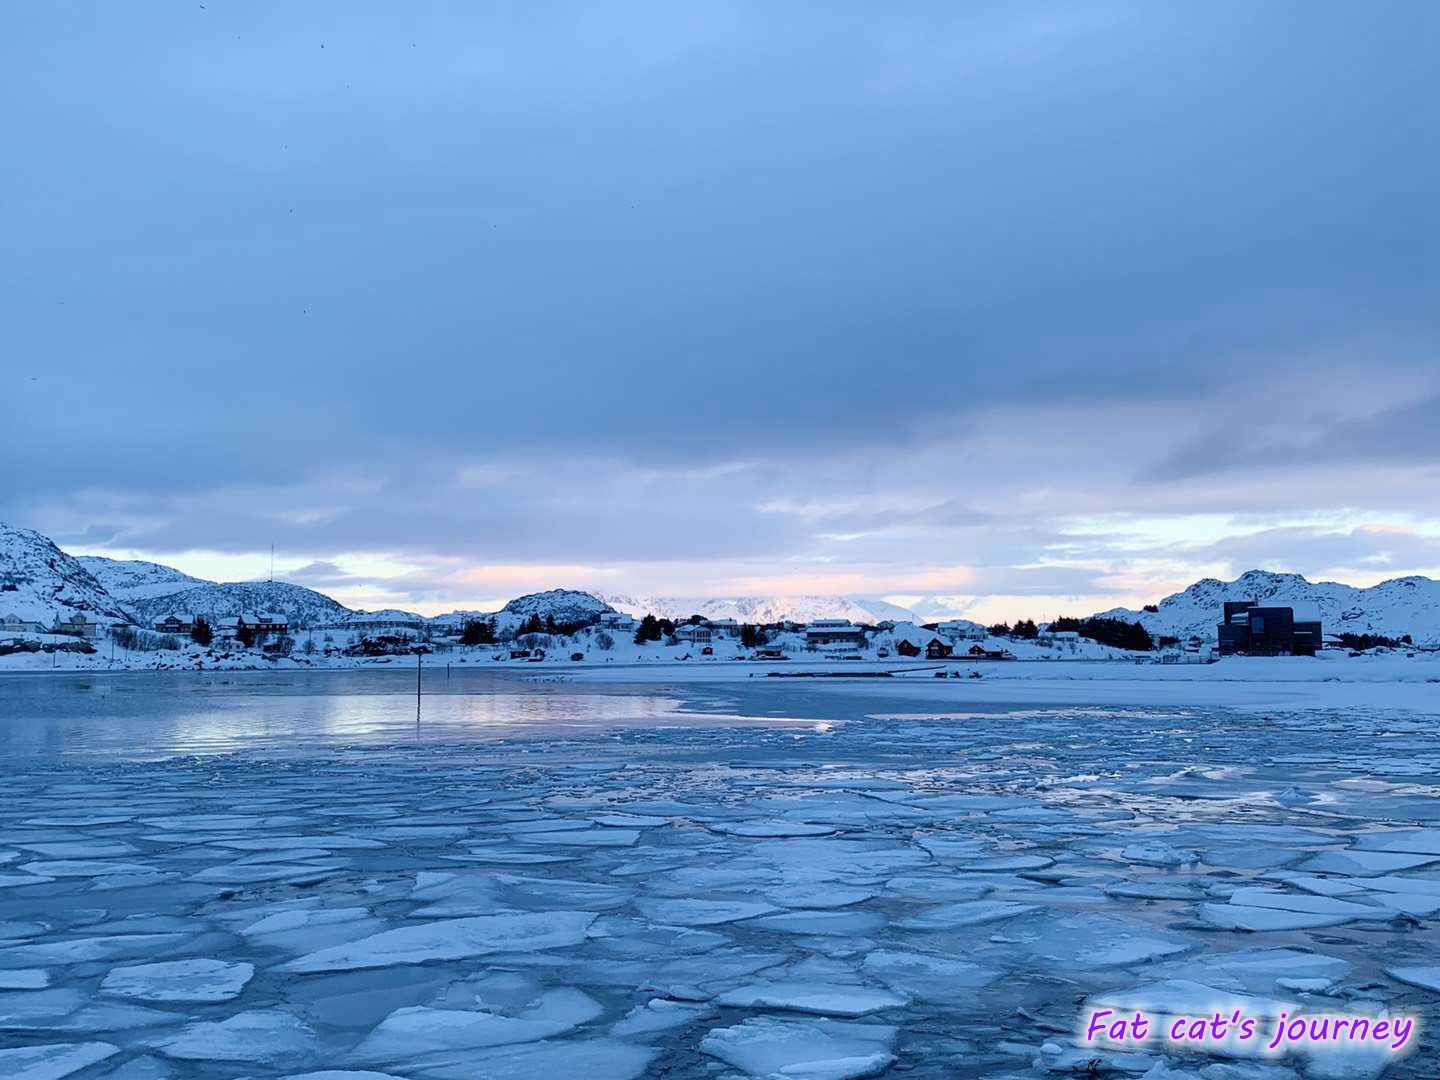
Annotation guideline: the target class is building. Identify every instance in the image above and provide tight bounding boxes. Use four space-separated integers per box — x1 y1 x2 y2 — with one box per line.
215 613 290 639
51 613 102 639
1216 600 1322 657
153 615 195 636
597 612 639 633
936 620 987 641
926 639 955 660
1 613 46 637
967 644 1014 660
895 638 921 658
674 623 712 644
804 619 866 647
1038 629 1080 644
705 618 741 637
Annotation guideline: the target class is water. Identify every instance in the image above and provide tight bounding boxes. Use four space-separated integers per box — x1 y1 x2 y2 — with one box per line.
0 669 814 758
1 673 1437 1077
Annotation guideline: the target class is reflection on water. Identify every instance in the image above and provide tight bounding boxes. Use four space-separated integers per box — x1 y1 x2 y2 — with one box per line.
0 669 800 758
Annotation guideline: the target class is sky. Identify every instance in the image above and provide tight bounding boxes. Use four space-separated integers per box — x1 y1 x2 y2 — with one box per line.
4 2 1440 621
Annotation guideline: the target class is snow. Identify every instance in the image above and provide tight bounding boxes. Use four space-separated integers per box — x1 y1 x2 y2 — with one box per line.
281 911 599 972
1386 966 1440 993
76 555 210 603
0 1042 119 1079
1096 568 1440 646
701 1017 898 1079
100 959 254 1003
713 982 908 1017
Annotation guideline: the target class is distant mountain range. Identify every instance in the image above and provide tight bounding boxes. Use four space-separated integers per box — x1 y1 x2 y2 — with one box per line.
595 594 918 625
1097 569 1440 646
6 521 1440 644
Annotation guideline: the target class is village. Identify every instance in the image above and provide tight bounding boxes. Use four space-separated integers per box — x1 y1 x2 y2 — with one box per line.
0 593 1357 673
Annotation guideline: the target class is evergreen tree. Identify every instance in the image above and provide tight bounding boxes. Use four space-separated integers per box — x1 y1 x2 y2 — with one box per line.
236 623 255 648
460 619 495 646
190 618 213 647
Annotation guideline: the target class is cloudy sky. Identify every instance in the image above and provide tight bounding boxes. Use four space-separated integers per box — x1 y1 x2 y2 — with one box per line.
5 2 1439 620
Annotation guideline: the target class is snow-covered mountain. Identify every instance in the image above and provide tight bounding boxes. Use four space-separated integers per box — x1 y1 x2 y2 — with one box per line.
0 523 133 627
1097 570 1440 646
595 594 918 625
129 581 353 628
499 589 615 624
77 555 212 603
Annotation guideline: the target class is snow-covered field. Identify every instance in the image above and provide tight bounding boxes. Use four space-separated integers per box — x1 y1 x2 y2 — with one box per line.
1 675 1438 1078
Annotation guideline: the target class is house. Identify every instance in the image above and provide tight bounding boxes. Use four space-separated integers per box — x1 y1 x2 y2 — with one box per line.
252 613 289 634
214 613 290 639
51 613 102 639
804 619 866 647
674 624 712 644
1216 600 1322 657
895 638 921 658
705 618 740 637
936 620 987 641
1039 629 1080 644
153 615 194 636
1 612 45 636
926 639 954 660
597 612 639 633
967 644 1013 660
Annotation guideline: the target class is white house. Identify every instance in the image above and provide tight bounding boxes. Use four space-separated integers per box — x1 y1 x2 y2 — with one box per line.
598 612 639 633
51 613 103 639
1039 629 1080 644
674 623 713 644
1 612 45 636
705 618 741 637
936 620 987 641
804 620 866 647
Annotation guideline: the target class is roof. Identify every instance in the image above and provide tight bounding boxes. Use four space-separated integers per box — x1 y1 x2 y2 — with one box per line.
1251 601 1323 622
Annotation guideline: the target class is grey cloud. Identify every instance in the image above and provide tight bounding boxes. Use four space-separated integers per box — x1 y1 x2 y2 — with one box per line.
1147 396 1440 482
2 2 1438 603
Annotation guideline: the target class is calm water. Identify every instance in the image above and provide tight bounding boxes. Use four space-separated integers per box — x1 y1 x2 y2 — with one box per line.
0 669 814 758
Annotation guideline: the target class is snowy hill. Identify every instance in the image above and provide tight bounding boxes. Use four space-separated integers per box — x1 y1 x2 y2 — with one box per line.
1097 570 1440 646
596 594 917 625
0 523 133 627
130 581 353 628
499 589 615 625
77 555 212 603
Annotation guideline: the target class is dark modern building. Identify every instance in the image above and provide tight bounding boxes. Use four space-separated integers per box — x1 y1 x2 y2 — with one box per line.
1217 600 1322 656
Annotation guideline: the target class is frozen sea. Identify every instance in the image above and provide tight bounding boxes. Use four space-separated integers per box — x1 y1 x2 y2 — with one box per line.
1 669 1438 1079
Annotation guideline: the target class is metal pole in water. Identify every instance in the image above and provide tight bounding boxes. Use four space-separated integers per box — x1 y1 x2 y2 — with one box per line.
416 648 422 726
